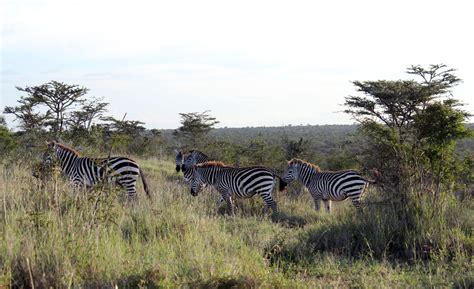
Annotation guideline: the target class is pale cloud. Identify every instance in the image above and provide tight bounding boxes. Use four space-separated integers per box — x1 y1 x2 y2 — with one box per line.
1 0 473 129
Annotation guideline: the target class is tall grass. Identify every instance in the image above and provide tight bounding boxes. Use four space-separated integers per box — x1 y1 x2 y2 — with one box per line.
1 158 472 288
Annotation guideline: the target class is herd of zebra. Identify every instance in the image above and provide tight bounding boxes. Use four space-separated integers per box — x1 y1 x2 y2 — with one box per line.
36 141 375 214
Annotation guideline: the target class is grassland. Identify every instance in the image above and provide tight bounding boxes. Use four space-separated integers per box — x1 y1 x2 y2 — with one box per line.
0 158 472 288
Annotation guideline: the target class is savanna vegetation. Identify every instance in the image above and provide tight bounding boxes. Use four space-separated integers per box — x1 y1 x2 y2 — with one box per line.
0 64 473 288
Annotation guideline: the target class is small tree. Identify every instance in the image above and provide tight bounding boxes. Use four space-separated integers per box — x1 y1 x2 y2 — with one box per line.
173 111 219 149
344 64 472 195
284 137 311 160
69 97 109 132
15 81 89 137
102 116 147 154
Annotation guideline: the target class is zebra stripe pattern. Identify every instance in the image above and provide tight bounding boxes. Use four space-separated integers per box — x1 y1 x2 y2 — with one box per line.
189 161 285 214
175 150 210 183
281 158 373 212
44 141 150 200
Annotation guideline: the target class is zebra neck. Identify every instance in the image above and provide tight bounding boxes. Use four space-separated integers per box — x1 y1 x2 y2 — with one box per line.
57 149 79 175
203 167 220 185
191 152 209 164
300 165 318 188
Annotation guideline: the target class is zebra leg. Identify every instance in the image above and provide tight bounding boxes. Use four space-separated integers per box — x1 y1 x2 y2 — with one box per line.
323 199 331 213
223 193 235 215
351 198 362 210
126 188 138 201
263 198 278 214
313 198 321 211
346 189 363 211
118 176 139 201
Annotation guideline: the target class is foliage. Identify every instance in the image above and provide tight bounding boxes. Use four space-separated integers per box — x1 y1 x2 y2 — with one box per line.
71 98 108 130
3 81 165 159
13 81 89 137
283 137 311 160
341 64 473 267
3 98 51 133
173 111 219 149
102 116 150 154
0 117 17 158
344 64 472 195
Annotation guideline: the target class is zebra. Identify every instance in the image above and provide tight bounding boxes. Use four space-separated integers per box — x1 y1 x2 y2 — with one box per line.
175 150 232 206
281 158 374 212
189 161 286 215
175 149 210 183
43 141 150 200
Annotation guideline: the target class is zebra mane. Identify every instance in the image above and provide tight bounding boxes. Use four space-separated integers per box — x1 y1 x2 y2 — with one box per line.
195 161 228 168
289 158 321 173
54 142 81 156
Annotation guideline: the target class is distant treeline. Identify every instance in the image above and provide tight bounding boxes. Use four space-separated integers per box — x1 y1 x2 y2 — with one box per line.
163 124 354 147
162 123 473 157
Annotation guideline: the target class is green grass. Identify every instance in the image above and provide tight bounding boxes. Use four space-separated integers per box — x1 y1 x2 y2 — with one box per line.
0 158 472 288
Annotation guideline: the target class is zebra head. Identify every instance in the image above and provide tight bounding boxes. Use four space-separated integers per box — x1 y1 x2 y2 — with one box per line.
181 153 198 180
175 150 183 172
182 153 193 171
37 141 60 177
282 159 301 184
189 166 205 197
43 140 59 164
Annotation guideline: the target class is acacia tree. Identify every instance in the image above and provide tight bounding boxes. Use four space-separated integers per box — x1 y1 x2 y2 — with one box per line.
173 111 219 149
344 64 471 196
15 81 88 137
102 116 147 153
4 98 51 133
284 137 311 160
69 97 109 132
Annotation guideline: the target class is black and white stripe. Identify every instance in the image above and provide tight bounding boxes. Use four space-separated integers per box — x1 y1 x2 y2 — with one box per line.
175 150 210 183
189 161 285 214
44 141 150 199
281 158 373 212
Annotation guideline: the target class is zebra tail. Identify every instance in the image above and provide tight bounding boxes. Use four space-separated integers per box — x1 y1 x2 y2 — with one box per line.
278 176 288 191
139 167 152 198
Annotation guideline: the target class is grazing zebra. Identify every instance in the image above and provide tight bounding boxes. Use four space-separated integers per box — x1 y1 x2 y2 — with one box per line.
281 158 374 212
32 155 61 189
189 161 286 214
175 150 211 183
43 141 150 200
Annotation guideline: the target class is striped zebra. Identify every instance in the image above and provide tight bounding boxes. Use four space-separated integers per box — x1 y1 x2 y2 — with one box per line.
281 158 374 212
189 161 286 214
43 141 150 200
175 150 210 183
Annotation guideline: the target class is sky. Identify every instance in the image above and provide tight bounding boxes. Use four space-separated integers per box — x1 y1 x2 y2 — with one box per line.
1 0 473 129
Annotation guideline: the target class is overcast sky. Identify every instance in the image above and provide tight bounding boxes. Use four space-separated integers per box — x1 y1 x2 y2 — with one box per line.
1 0 473 129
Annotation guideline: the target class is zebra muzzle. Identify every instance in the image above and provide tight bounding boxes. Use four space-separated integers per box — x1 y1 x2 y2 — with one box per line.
176 165 181 172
